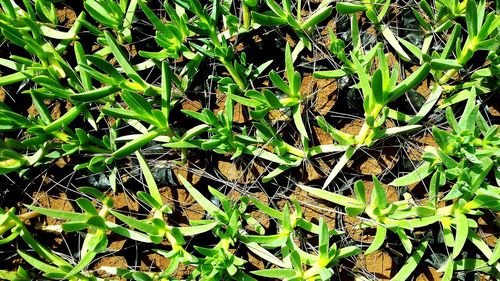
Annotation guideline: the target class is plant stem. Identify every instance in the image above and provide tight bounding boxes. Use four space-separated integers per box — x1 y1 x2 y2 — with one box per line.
0 211 40 235
242 3 250 30
286 143 305 158
221 58 246 90
355 104 384 144
438 38 475 85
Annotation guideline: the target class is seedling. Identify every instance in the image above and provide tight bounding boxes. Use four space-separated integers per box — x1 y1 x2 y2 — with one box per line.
336 0 411 61
83 0 138 43
252 0 332 51
319 45 429 188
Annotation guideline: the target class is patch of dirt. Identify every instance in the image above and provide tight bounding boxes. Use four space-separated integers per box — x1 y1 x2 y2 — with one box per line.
107 234 127 252
246 250 265 270
312 126 334 145
140 253 194 279
478 213 499 247
268 107 292 121
27 103 39 118
141 253 169 271
214 92 250 124
32 192 75 226
285 33 297 48
291 187 336 229
415 266 442 281
31 192 75 244
54 157 68 168
57 6 77 28
355 250 394 280
104 192 139 225
300 73 338 115
95 256 127 280
216 158 266 184
339 118 363 135
123 44 138 57
160 186 205 226
0 87 5 102
348 146 399 175
181 99 203 112
296 159 334 183
50 101 61 120
363 180 399 203
486 97 500 116
172 159 205 186
246 191 271 232
406 66 433 99
111 192 139 212
407 132 437 161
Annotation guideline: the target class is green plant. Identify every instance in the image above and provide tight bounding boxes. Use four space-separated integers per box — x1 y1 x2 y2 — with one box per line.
252 218 360 281
336 0 411 61
83 0 138 43
252 0 332 51
0 0 498 279
317 44 429 188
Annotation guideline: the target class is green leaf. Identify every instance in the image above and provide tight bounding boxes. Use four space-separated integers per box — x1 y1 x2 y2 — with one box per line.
430 59 462 70
113 130 161 159
313 69 347 78
75 198 98 215
84 0 120 28
322 146 357 189
352 55 371 101
441 25 461 59
269 71 291 96
70 86 120 102
466 0 478 37
301 6 332 30
371 176 387 209
399 38 422 60
62 221 89 232
121 92 153 117
457 88 478 132
396 228 413 254
64 250 97 279
365 225 386 255
336 2 367 14
44 104 86 133
251 11 287 26
389 162 434 186
372 69 384 104
453 213 468 259
297 184 360 208
316 116 354 145
292 105 308 140
103 31 145 87
389 63 430 102
85 55 125 83
380 24 411 61
178 175 222 217
138 0 172 35
390 240 429 281
178 221 218 236
109 210 160 236
252 269 297 279
105 222 152 243
25 205 87 221
17 251 66 277
135 151 163 207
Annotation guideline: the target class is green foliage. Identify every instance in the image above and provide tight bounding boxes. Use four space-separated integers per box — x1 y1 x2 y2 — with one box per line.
0 0 499 280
